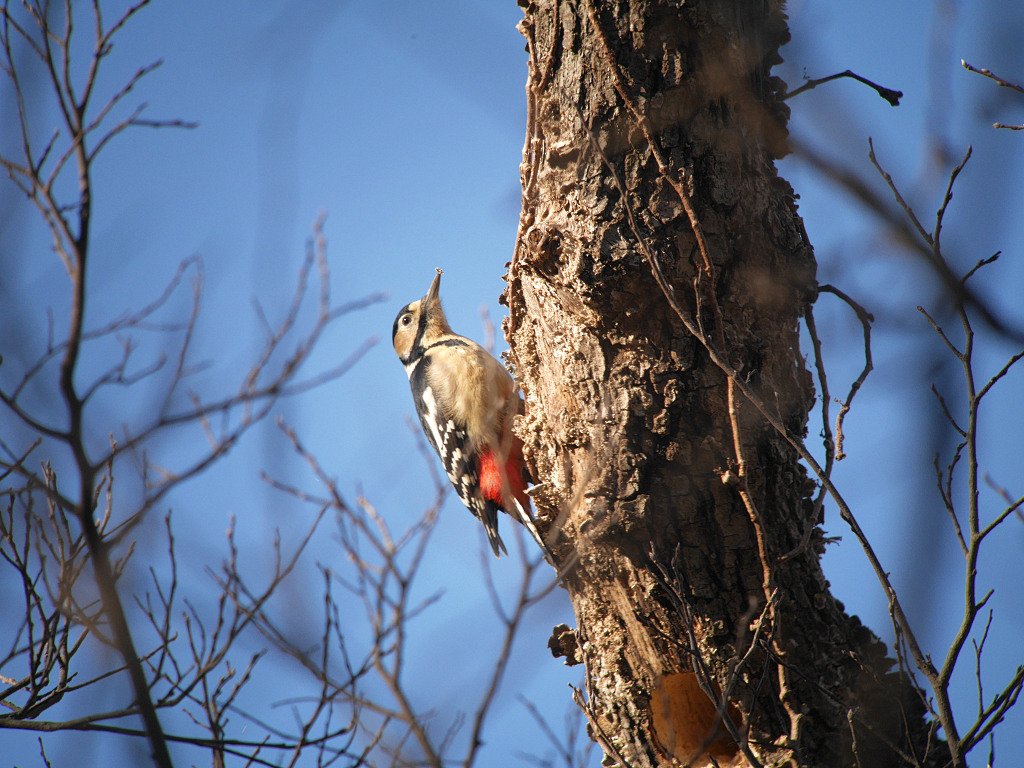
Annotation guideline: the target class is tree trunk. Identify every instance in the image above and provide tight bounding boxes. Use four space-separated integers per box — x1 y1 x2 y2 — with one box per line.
507 1 937 766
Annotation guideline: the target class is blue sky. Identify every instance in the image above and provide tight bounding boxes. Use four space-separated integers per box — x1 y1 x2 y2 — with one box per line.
3 0 1023 765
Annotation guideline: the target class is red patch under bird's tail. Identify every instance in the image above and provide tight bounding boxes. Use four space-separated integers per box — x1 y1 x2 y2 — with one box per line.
478 444 555 564
478 445 529 512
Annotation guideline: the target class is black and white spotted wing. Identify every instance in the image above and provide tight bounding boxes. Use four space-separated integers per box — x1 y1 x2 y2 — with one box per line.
409 356 506 555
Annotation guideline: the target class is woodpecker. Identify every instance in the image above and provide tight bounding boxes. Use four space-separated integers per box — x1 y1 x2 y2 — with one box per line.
393 269 535 557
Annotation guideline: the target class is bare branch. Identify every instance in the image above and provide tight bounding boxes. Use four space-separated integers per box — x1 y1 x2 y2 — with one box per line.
784 69 903 106
962 60 1024 130
793 139 1024 342
817 285 874 461
961 60 1024 95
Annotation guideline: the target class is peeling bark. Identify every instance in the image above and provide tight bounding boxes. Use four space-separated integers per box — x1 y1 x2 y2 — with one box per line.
507 1 937 766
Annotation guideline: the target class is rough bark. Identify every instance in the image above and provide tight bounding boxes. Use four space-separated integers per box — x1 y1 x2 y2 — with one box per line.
507 1 937 766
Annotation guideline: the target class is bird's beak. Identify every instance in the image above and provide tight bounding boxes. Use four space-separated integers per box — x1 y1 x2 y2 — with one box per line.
424 268 443 306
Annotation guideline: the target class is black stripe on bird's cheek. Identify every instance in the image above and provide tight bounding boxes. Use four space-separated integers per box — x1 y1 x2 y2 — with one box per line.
409 303 431 358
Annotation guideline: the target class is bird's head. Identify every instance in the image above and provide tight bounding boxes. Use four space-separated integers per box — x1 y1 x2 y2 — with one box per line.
392 269 452 365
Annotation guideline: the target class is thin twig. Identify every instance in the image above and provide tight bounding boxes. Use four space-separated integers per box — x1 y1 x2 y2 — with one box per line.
783 69 903 105
962 60 1024 129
